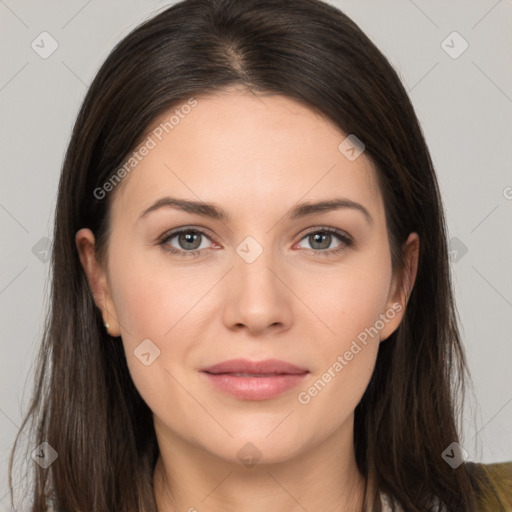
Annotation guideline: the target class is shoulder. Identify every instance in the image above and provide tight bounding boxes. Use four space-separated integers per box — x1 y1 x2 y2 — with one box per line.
466 460 512 511
380 461 512 511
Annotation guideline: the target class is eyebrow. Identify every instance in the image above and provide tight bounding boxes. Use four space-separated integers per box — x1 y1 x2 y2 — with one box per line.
138 196 373 224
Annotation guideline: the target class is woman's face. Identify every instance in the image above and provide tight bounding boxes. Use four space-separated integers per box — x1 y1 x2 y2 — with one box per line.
77 89 413 465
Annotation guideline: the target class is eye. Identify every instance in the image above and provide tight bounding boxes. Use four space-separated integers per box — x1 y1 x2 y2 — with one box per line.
160 228 215 256
159 226 352 258
295 227 352 255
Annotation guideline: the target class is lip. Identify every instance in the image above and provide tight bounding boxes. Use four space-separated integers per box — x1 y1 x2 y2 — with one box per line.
200 358 309 401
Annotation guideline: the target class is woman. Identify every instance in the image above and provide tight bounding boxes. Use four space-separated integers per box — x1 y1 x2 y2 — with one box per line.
8 0 511 510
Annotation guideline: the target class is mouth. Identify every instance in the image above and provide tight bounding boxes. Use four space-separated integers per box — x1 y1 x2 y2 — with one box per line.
210 372 289 377
200 359 309 400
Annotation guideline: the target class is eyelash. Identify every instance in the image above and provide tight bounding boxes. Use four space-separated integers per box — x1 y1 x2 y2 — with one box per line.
159 227 352 258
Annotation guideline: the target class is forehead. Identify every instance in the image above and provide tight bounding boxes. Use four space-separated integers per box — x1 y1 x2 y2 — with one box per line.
110 90 382 224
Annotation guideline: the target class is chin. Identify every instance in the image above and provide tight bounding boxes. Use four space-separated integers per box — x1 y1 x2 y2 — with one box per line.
200 430 310 468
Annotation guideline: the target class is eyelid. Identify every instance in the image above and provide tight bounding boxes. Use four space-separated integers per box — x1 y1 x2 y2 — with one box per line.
298 226 352 243
293 226 353 255
158 226 218 256
159 226 215 243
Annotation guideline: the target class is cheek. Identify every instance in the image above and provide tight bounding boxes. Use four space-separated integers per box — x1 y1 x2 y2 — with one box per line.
109 266 193 420
305 257 392 355
108 241 213 344
292 252 392 418
106 246 220 404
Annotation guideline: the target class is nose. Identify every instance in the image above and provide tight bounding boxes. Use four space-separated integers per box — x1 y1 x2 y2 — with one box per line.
222 243 293 335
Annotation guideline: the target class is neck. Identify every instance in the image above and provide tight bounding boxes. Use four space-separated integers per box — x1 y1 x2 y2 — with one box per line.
153 415 366 512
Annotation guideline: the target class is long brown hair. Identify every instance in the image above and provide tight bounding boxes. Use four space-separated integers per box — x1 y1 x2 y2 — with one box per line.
8 0 486 510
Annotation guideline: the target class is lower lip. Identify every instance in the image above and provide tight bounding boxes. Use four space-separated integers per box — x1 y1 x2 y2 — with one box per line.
201 372 308 400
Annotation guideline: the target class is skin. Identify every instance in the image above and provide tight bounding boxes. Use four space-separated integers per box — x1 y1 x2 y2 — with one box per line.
76 88 419 512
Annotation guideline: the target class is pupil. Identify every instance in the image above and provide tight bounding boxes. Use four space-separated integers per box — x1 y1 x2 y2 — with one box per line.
311 232 330 250
179 232 201 250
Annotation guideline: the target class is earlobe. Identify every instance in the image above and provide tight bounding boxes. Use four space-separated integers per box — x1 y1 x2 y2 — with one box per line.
395 232 419 308
75 228 121 337
380 232 420 341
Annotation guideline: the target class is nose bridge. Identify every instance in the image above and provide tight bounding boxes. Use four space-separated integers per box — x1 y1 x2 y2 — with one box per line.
234 234 279 299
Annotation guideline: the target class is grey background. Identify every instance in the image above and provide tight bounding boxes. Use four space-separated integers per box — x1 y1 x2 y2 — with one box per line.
1 0 511 506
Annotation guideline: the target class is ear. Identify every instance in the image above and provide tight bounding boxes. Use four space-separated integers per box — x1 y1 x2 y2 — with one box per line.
379 232 419 341
75 228 121 337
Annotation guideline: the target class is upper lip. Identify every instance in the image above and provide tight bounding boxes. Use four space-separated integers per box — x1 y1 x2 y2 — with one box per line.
200 358 309 375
